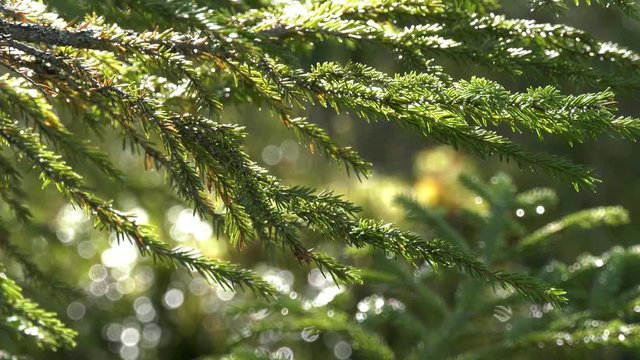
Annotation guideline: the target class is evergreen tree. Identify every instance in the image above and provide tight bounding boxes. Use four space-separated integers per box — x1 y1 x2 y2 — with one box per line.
0 0 640 356
219 173 636 359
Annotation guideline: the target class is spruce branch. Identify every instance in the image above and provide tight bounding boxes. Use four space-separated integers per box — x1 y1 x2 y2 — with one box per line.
0 153 31 222
0 225 83 299
0 74 124 181
0 265 77 350
249 310 394 360
512 319 640 351
0 16 210 55
0 4 638 354
515 187 559 212
280 115 372 178
349 220 567 307
395 194 470 252
530 0 640 18
517 206 630 251
2 6 638 190
0 115 276 298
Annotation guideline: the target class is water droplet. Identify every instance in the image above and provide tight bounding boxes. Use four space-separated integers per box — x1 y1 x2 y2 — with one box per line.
594 259 604 267
301 327 320 342
273 347 294 360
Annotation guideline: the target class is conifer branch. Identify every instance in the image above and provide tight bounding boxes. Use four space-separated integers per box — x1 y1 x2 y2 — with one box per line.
0 153 31 222
395 194 470 252
515 187 559 212
0 115 276 298
0 2 638 353
530 0 640 18
0 75 124 180
0 225 83 299
0 265 77 350
280 115 372 178
249 310 395 360
349 220 567 307
517 206 629 251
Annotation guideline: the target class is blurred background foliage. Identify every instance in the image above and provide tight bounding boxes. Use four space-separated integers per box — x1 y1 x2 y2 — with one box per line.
2 1 640 359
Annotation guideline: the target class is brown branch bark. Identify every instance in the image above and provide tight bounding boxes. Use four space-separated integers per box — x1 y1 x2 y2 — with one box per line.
0 18 209 55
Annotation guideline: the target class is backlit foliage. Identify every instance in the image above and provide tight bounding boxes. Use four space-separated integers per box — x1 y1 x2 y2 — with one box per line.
0 0 639 352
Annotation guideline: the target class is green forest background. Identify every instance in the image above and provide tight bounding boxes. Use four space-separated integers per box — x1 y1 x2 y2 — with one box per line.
3 1 640 359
